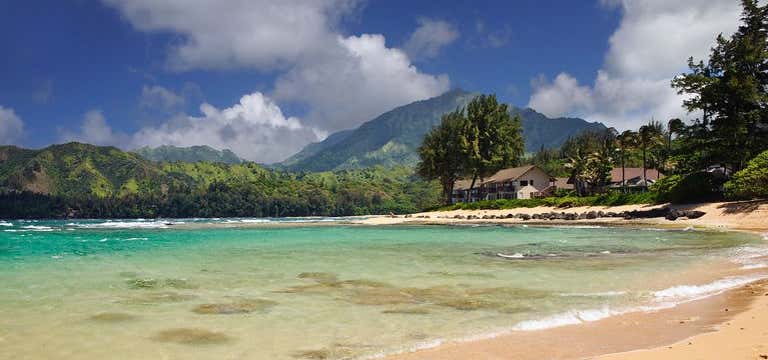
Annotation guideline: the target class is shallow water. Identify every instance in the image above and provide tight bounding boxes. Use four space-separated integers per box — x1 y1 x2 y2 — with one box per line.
0 219 766 359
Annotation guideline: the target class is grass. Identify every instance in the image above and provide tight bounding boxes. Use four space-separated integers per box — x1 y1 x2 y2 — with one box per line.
437 191 658 211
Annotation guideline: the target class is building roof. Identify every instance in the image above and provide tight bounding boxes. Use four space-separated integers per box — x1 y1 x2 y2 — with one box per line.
482 165 539 184
609 167 663 183
453 165 550 191
554 177 574 189
453 179 475 191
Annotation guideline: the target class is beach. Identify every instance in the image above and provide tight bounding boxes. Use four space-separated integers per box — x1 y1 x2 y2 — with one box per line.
368 200 768 360
359 200 768 233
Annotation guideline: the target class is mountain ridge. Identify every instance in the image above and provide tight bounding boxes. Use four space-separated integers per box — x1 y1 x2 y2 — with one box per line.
278 89 606 172
133 145 243 164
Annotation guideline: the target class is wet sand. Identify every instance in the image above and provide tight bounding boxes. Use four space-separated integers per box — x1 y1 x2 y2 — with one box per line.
380 200 768 360
388 280 768 360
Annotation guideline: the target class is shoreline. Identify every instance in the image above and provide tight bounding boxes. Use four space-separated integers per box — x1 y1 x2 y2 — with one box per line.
357 200 768 233
385 279 768 360
373 200 768 360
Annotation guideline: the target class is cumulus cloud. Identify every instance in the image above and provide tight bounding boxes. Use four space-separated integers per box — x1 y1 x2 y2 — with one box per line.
102 0 450 136
274 34 450 131
403 18 459 61
62 93 319 163
527 0 743 129
59 110 132 147
102 0 359 71
139 85 185 112
0 106 25 145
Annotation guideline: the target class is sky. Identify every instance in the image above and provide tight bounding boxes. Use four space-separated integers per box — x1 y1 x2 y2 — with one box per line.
0 0 748 163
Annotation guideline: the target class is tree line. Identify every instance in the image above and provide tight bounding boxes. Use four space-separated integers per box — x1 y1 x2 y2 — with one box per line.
420 0 768 204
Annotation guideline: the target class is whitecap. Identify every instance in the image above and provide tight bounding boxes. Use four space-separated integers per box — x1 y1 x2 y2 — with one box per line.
21 225 53 231
76 221 169 229
740 263 767 270
497 253 525 259
0 221 12 227
653 275 767 301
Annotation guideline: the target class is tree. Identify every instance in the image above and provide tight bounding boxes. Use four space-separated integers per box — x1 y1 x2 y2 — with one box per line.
463 94 525 194
562 129 616 196
616 130 638 192
638 121 665 188
724 149 768 199
671 0 768 172
416 109 469 204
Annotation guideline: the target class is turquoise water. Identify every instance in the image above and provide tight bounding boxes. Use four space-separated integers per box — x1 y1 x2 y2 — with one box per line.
0 219 765 359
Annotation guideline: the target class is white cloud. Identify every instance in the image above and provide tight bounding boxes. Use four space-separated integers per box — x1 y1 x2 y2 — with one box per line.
139 85 185 112
102 0 359 71
61 93 319 163
59 110 132 147
527 0 743 129
274 34 450 131
529 73 594 118
403 18 459 61
102 0 450 136
0 106 25 145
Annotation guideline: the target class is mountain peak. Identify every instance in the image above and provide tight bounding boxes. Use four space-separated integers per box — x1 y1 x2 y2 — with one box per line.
278 91 606 172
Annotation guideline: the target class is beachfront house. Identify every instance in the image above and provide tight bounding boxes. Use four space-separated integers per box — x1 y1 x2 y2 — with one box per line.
609 167 663 188
452 165 554 203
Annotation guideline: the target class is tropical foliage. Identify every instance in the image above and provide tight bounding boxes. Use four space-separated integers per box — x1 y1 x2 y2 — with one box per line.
725 149 768 199
417 94 525 204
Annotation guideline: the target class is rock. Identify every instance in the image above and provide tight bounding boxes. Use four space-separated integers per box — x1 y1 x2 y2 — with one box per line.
192 299 277 315
505 213 515 219
684 210 706 219
597 211 605 218
665 213 678 221
88 312 137 322
586 211 597 219
578 213 588 220
520 214 531 221
152 328 231 344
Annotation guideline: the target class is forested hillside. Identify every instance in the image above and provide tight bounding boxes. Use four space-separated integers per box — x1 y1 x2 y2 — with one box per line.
0 143 440 218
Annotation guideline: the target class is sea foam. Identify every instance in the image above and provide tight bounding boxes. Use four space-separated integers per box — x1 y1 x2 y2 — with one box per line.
653 275 766 301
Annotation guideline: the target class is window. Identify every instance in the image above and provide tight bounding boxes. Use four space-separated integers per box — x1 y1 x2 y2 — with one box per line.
520 180 528 186
530 180 534 186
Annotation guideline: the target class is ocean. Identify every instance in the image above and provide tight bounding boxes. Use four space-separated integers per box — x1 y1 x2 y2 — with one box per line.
0 218 766 359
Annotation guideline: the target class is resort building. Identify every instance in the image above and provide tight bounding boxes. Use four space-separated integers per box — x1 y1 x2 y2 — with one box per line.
452 165 554 203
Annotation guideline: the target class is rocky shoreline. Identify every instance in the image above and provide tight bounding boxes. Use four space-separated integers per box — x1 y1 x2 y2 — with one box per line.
401 206 706 222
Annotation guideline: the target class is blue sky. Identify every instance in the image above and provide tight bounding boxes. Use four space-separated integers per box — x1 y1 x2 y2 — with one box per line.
0 0 746 162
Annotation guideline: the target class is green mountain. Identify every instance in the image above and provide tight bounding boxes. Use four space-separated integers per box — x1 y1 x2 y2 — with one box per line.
0 142 441 218
133 145 243 164
279 89 606 172
0 142 170 197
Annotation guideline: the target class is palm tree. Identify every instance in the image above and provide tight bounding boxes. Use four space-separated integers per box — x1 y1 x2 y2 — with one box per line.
616 130 638 192
638 121 665 189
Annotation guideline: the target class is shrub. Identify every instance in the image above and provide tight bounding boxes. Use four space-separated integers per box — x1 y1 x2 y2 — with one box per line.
725 150 768 200
653 172 724 204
